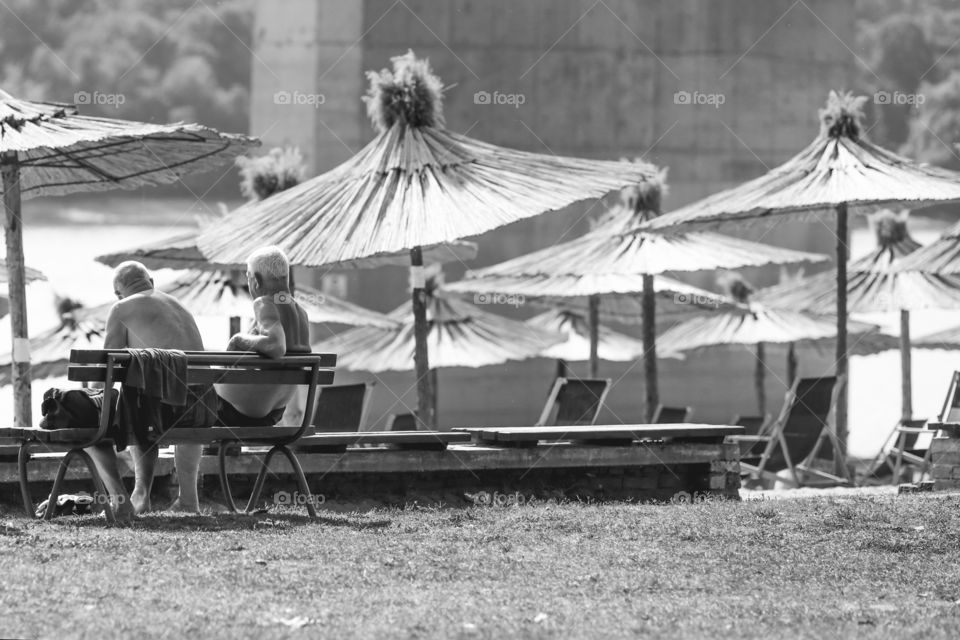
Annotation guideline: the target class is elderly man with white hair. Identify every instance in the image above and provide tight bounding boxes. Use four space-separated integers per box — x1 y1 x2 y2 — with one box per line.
215 245 311 425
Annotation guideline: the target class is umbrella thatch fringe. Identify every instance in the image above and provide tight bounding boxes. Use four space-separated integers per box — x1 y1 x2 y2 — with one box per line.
363 50 444 133
237 146 305 201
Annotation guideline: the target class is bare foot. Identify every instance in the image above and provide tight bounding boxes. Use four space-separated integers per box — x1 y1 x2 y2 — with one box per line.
130 490 151 515
167 498 199 513
114 501 136 524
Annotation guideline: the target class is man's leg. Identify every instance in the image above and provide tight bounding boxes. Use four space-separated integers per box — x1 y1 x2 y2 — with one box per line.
85 444 135 521
128 444 158 514
170 444 202 512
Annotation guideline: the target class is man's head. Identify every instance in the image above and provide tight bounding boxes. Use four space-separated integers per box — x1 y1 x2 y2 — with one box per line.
246 246 290 297
113 261 154 299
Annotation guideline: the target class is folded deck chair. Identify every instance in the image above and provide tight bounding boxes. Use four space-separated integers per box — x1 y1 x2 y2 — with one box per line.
730 376 849 487
536 378 611 427
652 405 694 424
312 383 373 433
860 418 931 485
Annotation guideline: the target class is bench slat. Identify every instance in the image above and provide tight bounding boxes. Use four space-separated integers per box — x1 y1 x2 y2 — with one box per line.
68 367 335 385
68 349 336 367
295 431 471 445
2 426 311 444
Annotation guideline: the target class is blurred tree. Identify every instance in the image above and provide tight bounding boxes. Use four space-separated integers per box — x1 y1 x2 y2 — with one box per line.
900 72 960 170
0 0 253 195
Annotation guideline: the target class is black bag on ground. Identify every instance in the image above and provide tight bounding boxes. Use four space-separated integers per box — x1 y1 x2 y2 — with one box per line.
39 388 117 430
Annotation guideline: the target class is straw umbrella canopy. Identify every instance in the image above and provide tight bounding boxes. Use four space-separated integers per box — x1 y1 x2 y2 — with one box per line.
0 89 258 427
313 283 563 425
159 269 396 329
891 218 960 275
197 51 657 428
0 259 44 284
914 325 960 351
525 308 674 378
757 210 960 420
659 275 899 416
642 91 960 463
445 183 826 419
97 230 478 272
0 300 111 385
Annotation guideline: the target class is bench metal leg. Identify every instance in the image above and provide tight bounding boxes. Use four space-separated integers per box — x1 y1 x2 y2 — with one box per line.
245 445 318 519
217 443 240 513
245 447 279 514
277 445 318 520
18 442 34 517
42 449 116 525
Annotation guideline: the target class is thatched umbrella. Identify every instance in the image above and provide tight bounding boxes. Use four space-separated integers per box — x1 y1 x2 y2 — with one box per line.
914 325 960 351
892 218 960 275
445 182 826 419
757 210 960 420
313 281 563 426
197 51 658 428
525 308 673 378
0 89 258 427
643 91 960 464
0 299 110 385
159 269 395 329
659 275 899 416
0 260 45 284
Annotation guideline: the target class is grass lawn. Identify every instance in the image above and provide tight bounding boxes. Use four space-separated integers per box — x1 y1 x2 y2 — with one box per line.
2 493 960 639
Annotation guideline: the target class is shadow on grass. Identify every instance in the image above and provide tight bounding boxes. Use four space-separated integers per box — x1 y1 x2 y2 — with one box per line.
7 510 393 533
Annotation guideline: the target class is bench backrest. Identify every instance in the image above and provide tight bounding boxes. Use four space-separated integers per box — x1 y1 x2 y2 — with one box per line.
313 383 371 433
66 349 336 439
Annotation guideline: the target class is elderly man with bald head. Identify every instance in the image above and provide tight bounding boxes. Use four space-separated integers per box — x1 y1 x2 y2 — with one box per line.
86 261 212 519
216 245 311 423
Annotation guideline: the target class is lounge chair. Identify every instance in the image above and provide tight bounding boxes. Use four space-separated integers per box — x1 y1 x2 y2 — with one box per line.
863 371 960 484
730 376 849 488
860 419 931 485
730 414 772 436
387 412 419 431
311 383 373 433
652 405 694 424
536 377 611 427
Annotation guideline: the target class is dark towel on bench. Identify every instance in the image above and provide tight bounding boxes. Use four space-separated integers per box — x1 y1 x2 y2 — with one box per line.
116 349 217 450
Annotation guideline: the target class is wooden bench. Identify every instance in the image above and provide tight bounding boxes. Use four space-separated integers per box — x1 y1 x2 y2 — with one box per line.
1 349 336 522
455 424 743 448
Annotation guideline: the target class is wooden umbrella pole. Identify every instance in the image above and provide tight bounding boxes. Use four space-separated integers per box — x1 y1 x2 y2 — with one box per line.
786 342 798 388
900 308 912 421
835 203 849 475
755 342 766 417
555 359 568 380
588 294 600 378
410 247 434 429
229 316 241 337
641 274 658 422
1 152 31 429
430 368 439 429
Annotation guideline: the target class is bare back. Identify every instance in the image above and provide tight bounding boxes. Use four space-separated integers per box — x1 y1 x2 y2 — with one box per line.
104 290 205 351
217 296 311 417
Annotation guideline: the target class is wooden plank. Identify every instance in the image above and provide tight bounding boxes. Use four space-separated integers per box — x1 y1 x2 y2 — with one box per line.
456 424 743 443
207 441 734 475
68 367 335 385
68 349 337 367
294 431 470 452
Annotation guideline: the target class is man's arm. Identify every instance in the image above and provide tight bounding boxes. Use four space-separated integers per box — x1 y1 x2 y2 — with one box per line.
103 304 128 349
227 298 287 359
